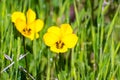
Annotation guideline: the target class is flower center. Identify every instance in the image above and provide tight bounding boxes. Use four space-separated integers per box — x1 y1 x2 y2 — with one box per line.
56 41 64 49
23 28 32 35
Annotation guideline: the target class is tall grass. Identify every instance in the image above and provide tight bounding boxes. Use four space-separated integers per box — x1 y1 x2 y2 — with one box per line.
0 0 120 80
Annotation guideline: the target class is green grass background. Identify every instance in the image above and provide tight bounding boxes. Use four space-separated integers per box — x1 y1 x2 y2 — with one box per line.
0 0 120 80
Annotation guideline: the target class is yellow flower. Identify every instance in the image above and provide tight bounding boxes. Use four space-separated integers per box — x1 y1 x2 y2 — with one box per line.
43 24 78 53
11 9 44 40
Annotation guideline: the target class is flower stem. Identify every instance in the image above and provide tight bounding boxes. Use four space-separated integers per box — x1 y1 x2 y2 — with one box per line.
71 48 77 80
47 50 50 80
23 36 28 70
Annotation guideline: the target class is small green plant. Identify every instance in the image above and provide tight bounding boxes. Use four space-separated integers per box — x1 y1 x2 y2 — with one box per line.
0 0 120 80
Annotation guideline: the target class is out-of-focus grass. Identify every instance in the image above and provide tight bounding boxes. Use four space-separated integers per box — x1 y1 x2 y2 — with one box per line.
0 0 120 80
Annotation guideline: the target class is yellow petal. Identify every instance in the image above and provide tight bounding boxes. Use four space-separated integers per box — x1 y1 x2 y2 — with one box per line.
47 26 61 36
62 34 78 48
27 9 36 24
27 22 35 32
35 33 39 39
15 19 26 33
50 45 68 53
11 12 26 23
60 24 73 35
27 19 44 33
43 32 59 46
33 33 39 39
21 31 39 40
31 33 39 40
23 32 35 40
35 19 44 32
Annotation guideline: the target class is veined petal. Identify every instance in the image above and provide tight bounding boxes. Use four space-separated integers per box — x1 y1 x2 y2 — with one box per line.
62 34 78 48
43 32 59 46
11 12 26 23
47 26 61 36
27 9 36 24
35 19 44 32
60 24 73 35
50 45 68 53
15 19 26 33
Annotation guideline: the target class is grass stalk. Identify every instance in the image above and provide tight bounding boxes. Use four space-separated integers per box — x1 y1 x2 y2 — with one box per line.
46 50 50 80
23 37 28 70
71 48 77 80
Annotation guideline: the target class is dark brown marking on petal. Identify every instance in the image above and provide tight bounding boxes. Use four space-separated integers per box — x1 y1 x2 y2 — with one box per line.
56 41 65 49
22 28 32 35
23 28 26 32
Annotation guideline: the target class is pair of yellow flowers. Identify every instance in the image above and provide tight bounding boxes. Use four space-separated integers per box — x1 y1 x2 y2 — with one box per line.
11 9 78 53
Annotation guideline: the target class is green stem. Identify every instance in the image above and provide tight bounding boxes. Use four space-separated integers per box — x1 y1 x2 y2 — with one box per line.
46 50 50 80
71 49 77 80
23 36 28 70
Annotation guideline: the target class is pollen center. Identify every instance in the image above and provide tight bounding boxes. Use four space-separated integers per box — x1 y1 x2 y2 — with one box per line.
23 28 31 35
56 41 64 49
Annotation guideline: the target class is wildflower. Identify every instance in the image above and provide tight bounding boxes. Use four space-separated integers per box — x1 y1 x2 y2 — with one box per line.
11 9 44 40
43 24 78 53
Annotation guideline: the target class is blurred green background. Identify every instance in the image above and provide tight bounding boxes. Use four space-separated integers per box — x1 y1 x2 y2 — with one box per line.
0 0 120 80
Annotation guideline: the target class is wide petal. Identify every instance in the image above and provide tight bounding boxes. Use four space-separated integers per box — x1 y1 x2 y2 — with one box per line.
43 32 59 46
35 19 44 32
27 22 35 32
62 34 78 48
50 45 68 53
21 31 39 40
22 31 34 40
30 33 39 40
15 19 26 33
60 24 73 35
47 26 61 36
27 9 36 24
11 12 26 23
35 33 39 39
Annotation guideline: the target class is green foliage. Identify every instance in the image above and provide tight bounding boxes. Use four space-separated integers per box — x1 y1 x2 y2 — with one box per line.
0 0 120 80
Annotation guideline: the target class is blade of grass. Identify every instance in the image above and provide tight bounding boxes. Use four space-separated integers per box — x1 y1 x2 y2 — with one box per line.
104 5 120 53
